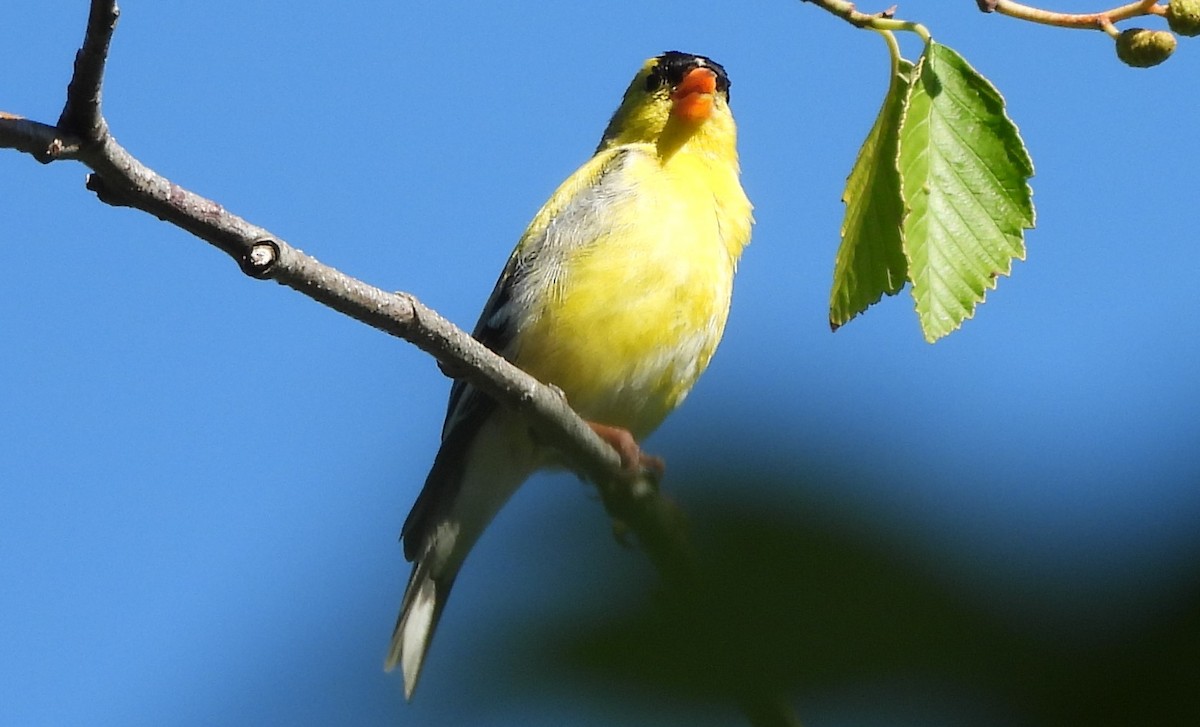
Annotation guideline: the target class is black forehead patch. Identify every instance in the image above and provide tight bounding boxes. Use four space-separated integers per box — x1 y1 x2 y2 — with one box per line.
644 51 731 97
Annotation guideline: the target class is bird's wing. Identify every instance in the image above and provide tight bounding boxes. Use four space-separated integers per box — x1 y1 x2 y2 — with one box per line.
401 145 641 558
442 145 641 433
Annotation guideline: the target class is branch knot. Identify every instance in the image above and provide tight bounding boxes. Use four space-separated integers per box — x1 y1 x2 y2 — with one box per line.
241 239 280 278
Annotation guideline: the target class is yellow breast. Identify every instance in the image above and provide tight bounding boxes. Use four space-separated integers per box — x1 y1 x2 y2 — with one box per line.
512 146 751 439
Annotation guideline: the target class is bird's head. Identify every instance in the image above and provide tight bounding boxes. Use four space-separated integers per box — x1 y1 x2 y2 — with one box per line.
597 51 735 157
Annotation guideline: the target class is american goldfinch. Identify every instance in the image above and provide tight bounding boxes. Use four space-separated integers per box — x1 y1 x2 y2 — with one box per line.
387 50 753 698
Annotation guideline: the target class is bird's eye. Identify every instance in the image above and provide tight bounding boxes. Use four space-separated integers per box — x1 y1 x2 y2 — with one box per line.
644 69 665 93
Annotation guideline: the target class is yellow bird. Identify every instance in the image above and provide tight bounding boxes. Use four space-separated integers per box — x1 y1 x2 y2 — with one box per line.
387 50 753 698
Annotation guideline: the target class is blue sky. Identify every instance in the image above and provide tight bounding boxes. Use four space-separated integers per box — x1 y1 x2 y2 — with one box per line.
3 2 1198 725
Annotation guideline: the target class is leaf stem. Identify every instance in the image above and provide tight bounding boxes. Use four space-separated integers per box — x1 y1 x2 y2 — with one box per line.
872 17 933 43
875 27 903 77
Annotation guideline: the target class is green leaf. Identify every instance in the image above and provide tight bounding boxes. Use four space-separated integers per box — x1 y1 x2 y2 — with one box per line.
829 57 913 331
898 42 1035 343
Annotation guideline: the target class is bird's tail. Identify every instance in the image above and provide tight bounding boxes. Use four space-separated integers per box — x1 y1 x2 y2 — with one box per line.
385 557 458 700
386 407 538 698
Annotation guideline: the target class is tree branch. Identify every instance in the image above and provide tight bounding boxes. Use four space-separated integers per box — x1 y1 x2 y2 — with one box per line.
0 114 83 162
800 1 931 41
801 0 1167 36
0 0 653 544
58 0 118 142
1 1 800 724
0 0 634 500
978 0 1165 30
801 0 897 27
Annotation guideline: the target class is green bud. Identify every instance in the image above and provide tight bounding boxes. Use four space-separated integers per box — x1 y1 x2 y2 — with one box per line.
1115 28 1177 68
1167 0 1200 37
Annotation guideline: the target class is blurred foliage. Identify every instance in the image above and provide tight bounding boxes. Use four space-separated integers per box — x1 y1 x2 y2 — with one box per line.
480 469 1200 726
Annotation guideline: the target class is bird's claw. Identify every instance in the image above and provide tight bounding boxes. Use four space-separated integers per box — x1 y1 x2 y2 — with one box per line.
586 421 665 483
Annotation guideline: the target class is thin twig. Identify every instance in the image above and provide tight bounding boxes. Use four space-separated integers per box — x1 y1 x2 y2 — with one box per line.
58 0 119 141
801 1 931 41
801 0 896 28
981 0 1165 30
0 116 83 162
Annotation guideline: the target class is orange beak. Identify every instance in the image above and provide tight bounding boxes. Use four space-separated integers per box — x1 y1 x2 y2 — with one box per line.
670 67 717 124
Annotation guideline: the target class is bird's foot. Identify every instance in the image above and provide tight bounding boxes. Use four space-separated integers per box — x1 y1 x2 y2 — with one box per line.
586 421 665 482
